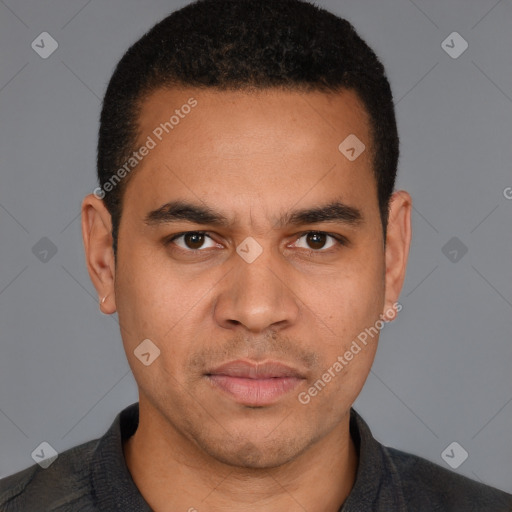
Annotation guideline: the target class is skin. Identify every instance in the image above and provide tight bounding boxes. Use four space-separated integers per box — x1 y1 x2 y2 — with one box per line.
82 87 412 511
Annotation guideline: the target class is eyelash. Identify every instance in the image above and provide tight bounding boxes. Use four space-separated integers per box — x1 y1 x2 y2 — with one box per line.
164 230 348 255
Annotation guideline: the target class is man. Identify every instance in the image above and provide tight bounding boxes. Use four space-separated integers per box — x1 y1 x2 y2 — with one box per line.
1 0 511 510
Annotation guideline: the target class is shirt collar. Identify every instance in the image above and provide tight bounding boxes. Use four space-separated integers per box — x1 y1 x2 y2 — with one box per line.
90 402 152 511
340 409 407 511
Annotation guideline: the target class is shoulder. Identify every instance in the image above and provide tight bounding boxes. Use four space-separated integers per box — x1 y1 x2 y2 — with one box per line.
385 445 512 511
0 438 99 512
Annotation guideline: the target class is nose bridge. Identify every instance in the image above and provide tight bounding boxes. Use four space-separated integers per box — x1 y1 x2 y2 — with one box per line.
215 239 298 332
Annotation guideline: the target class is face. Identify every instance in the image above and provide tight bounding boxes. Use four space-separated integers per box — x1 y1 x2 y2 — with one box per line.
83 86 410 469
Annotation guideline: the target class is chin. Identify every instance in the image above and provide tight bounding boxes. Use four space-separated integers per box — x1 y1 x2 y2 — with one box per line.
199 433 308 470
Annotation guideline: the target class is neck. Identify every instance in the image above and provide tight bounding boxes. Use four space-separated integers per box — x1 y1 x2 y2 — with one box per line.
124 398 358 512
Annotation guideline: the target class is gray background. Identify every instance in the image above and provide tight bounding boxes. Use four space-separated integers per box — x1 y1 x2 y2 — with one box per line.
1 0 511 494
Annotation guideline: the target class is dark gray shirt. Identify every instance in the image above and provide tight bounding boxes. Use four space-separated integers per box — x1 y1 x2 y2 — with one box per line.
1 402 511 511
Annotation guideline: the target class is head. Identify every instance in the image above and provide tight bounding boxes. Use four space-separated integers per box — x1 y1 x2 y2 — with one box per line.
83 0 411 469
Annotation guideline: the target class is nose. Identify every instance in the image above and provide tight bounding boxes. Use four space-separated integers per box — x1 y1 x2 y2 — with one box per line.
213 244 300 334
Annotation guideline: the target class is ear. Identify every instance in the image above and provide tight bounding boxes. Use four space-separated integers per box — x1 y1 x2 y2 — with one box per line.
81 194 117 314
382 190 412 321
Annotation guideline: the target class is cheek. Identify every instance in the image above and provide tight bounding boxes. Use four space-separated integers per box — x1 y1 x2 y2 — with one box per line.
301 279 384 415
306 248 385 383
114 243 174 354
115 242 182 325
315 251 384 333
114 243 216 370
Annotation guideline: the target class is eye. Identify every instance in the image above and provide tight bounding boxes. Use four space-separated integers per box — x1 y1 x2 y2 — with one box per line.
168 231 218 251
165 230 346 255
291 231 345 252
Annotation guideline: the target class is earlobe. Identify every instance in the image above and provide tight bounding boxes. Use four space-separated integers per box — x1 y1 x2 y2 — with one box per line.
382 190 412 321
81 194 117 314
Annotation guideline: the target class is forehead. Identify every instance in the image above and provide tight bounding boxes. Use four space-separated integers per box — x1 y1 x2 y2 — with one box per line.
123 86 377 224
137 86 371 150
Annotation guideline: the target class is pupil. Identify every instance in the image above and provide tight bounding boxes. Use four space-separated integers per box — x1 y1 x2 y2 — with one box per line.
307 233 325 250
185 233 204 249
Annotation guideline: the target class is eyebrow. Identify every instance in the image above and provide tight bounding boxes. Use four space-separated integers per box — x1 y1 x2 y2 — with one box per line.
144 198 363 229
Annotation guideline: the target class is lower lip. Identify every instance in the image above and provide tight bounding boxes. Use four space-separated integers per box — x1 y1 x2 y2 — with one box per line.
207 375 303 406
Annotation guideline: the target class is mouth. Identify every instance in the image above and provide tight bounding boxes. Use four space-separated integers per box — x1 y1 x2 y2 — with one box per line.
205 360 306 407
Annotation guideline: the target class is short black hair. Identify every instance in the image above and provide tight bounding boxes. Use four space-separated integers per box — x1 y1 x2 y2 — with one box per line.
97 0 399 253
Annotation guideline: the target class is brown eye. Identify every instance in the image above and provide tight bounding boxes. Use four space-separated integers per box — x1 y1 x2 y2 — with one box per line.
305 232 328 250
183 232 206 250
292 232 339 252
169 232 217 251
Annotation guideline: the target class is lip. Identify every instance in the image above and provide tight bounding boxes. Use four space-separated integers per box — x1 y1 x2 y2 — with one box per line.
205 360 305 406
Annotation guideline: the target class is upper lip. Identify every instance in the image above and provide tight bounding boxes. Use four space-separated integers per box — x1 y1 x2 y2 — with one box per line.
206 360 305 379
